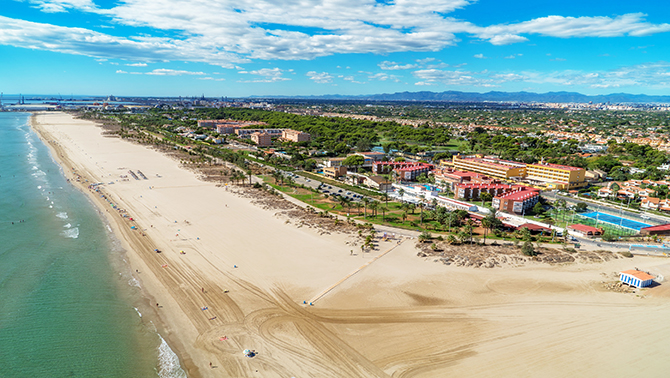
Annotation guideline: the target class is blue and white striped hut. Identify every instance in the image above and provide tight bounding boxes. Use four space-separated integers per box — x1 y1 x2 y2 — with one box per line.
619 270 655 288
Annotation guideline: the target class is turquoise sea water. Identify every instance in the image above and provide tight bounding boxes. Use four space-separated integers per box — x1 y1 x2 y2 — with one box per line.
0 113 184 377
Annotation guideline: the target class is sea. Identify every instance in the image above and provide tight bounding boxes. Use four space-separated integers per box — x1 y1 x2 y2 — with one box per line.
0 113 186 378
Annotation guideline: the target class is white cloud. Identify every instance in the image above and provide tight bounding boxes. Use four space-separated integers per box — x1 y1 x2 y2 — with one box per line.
378 61 417 70
306 71 333 83
368 72 401 82
239 67 290 82
115 70 127 74
472 13 670 45
145 69 205 76
198 77 226 81
22 0 97 13
473 53 486 59
1 3 669 68
126 62 147 67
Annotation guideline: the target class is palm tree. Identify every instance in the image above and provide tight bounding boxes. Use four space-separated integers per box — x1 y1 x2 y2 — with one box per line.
481 216 491 244
362 197 370 218
398 188 405 202
402 211 408 223
381 192 389 206
369 201 379 218
380 205 388 222
465 219 475 245
418 201 425 225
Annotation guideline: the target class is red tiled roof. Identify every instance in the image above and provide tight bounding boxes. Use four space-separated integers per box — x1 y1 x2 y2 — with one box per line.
518 223 553 232
620 270 655 281
568 224 602 233
640 223 670 232
496 189 539 201
455 183 511 190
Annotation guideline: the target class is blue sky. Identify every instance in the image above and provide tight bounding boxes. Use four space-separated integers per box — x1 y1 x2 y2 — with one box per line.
2 0 670 97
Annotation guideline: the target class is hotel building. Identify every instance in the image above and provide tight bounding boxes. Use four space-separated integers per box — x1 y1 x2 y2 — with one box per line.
454 183 513 201
250 132 272 147
281 129 311 143
525 162 587 189
492 187 540 215
452 155 526 180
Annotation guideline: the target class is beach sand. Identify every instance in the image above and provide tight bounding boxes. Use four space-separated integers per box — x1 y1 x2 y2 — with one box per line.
32 111 670 377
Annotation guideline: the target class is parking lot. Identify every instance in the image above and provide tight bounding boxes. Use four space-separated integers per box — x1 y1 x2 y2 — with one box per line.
281 171 367 202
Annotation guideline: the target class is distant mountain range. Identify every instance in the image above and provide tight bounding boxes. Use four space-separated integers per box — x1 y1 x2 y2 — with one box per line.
260 90 670 104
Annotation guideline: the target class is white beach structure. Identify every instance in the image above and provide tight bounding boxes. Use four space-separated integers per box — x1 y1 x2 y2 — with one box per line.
619 270 655 288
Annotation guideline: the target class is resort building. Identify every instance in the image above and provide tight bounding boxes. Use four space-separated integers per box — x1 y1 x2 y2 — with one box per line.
198 119 267 133
323 157 346 168
281 129 311 143
364 176 393 192
372 162 434 181
216 124 242 134
395 164 434 181
372 161 420 174
356 151 386 161
525 162 586 189
492 187 540 215
197 120 218 128
250 132 272 147
235 128 285 138
567 224 603 237
453 183 512 201
323 166 347 179
619 270 654 288
451 154 526 180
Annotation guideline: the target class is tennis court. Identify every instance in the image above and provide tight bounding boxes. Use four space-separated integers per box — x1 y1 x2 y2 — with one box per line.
578 211 651 231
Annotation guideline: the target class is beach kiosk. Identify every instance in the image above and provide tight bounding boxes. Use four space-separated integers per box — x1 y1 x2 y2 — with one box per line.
619 270 655 288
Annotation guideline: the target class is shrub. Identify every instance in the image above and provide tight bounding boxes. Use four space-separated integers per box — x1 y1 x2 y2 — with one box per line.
522 241 536 256
620 251 633 258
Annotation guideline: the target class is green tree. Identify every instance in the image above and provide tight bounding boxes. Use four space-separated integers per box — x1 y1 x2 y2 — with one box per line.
342 154 365 170
533 202 545 216
480 192 493 206
575 202 588 212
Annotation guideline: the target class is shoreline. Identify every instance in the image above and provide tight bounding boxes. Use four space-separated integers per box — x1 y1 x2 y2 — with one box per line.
29 113 194 376
29 111 670 378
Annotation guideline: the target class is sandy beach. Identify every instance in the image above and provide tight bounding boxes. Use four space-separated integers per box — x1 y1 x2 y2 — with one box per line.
32 111 670 377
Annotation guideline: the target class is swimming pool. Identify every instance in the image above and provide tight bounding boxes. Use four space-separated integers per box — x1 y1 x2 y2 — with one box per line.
578 211 652 231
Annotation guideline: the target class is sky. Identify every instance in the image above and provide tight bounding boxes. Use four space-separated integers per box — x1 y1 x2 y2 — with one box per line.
2 0 670 97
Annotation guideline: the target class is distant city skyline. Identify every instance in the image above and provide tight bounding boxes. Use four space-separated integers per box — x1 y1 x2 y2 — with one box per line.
2 0 670 97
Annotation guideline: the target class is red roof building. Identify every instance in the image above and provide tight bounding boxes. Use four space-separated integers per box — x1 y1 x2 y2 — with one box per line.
454 183 513 201
568 224 603 236
492 188 540 215
640 223 670 235
619 270 655 288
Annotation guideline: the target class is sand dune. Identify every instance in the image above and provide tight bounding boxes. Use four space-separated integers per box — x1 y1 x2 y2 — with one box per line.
33 112 670 377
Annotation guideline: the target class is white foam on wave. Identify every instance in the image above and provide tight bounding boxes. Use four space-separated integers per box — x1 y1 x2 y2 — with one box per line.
128 277 141 288
56 212 68 219
64 223 71 229
133 307 142 318
62 227 79 239
157 335 188 378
